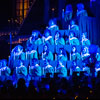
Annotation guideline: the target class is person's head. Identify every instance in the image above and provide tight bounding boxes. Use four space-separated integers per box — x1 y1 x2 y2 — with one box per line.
43 44 49 52
17 47 21 53
32 30 37 37
31 58 38 66
59 48 66 55
44 29 51 38
55 31 61 39
27 43 35 51
44 60 50 66
70 20 75 26
77 3 84 11
65 4 73 12
48 19 56 26
89 57 94 64
73 61 77 66
32 30 40 39
82 46 89 54
59 48 63 54
17 60 23 66
69 31 75 38
95 62 100 68
2 59 7 67
82 62 86 67
14 45 23 53
57 60 64 67
82 32 87 39
72 46 77 53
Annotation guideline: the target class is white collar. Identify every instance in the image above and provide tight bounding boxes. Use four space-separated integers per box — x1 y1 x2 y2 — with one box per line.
45 36 52 41
58 64 64 68
35 64 39 67
69 37 77 40
77 10 86 15
45 65 52 68
48 25 57 29
71 25 77 28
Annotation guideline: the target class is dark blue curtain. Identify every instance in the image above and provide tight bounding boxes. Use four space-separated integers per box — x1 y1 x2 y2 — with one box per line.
78 16 100 46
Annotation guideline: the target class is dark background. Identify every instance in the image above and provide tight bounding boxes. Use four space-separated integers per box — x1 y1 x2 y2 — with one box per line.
0 0 15 30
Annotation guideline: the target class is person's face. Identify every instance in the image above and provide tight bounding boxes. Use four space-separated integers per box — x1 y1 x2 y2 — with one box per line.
95 63 99 68
82 34 86 39
18 48 20 52
49 21 55 26
72 47 76 52
59 49 63 54
83 48 86 53
16 46 21 52
55 32 60 39
83 47 88 53
32 32 38 41
45 31 50 37
32 60 37 65
44 60 49 66
73 62 76 66
89 57 93 63
83 62 86 66
32 32 36 37
2 61 6 67
70 33 74 38
59 61 62 66
70 21 75 26
44 45 48 51
18 61 23 66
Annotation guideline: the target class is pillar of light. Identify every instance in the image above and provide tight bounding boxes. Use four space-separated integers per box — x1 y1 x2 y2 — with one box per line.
16 0 30 24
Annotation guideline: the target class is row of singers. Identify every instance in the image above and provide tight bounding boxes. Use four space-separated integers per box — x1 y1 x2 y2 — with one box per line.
1 58 100 79
26 30 91 48
9 44 100 69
